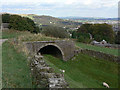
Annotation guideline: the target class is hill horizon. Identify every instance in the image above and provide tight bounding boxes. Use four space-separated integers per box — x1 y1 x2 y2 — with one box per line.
1 12 118 20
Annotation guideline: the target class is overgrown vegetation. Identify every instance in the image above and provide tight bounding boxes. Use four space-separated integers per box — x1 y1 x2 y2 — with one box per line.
2 41 33 88
44 54 118 88
41 25 69 38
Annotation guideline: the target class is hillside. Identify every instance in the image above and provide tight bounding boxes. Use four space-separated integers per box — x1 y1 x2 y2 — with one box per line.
18 14 82 28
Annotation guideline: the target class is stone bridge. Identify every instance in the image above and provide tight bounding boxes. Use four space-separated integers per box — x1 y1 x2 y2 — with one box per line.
25 40 75 61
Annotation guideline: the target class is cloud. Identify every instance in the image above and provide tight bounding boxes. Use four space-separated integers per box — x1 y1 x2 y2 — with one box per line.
1 0 119 17
3 8 51 11
1 0 119 7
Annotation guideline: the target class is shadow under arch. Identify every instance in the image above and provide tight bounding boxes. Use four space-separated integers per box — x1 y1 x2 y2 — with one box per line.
38 44 64 60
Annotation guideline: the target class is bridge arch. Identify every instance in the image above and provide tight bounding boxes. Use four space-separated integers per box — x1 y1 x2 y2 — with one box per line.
37 44 64 60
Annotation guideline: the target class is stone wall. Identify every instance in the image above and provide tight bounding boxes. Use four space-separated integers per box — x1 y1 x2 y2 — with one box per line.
74 49 119 63
94 43 120 49
29 54 69 88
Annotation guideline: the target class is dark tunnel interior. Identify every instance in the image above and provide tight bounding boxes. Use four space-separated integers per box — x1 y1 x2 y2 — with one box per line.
38 45 63 59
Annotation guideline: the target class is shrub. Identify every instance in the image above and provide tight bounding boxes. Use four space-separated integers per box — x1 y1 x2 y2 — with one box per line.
41 25 69 38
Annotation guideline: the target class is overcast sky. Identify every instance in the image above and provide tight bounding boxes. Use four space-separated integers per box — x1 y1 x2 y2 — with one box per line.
1 0 119 18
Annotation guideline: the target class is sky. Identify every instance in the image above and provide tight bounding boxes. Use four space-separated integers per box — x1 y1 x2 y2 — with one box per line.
0 0 119 18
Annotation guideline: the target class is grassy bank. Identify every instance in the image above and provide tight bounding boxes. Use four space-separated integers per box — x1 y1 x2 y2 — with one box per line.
2 41 32 88
76 42 118 56
44 54 118 88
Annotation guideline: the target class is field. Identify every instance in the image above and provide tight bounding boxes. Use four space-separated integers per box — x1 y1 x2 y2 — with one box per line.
76 42 118 56
44 54 118 88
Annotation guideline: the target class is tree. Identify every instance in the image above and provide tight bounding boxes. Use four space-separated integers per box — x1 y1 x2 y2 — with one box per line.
77 24 92 33
72 23 115 43
89 24 115 43
77 33 91 43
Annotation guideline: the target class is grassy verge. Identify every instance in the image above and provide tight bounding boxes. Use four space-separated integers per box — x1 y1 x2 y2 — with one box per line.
76 42 118 56
2 41 32 88
44 54 118 88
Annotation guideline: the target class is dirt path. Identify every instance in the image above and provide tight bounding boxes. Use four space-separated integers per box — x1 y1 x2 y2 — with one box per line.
0 39 8 45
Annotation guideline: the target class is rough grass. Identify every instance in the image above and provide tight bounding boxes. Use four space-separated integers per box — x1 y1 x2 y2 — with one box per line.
1 29 65 41
2 41 33 88
76 42 118 56
18 33 60 42
44 54 118 88
1 30 28 39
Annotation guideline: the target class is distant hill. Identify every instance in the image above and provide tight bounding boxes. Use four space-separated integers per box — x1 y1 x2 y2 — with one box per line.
18 14 82 28
59 16 118 21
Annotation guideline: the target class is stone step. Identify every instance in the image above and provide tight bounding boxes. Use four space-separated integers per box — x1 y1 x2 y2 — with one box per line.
36 66 54 73
49 84 62 88
48 78 65 84
36 63 47 67
34 55 43 60
54 73 64 78
39 60 45 63
39 72 63 78
39 72 55 78
36 65 51 69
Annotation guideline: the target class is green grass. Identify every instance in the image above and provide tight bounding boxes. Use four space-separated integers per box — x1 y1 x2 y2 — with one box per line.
76 42 118 56
2 41 33 88
44 54 118 88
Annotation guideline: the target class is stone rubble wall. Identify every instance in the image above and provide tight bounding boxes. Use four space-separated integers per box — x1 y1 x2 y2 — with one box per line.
29 54 69 88
74 49 119 63
93 43 120 49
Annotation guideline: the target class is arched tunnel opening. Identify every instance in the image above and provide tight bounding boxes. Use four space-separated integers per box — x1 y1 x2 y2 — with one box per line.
38 45 63 59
